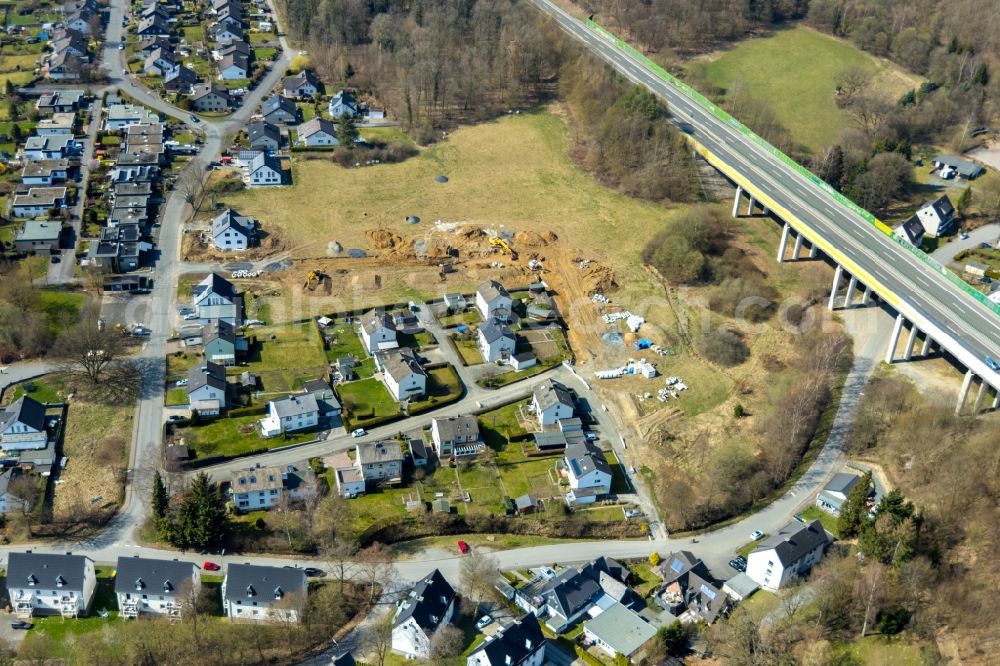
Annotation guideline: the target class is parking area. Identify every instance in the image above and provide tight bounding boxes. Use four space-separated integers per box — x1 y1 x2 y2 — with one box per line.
100 292 151 330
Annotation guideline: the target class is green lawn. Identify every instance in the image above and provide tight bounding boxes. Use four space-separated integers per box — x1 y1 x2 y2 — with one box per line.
182 25 204 43
254 46 278 61
496 454 559 500
19 568 121 657
832 635 929 666
359 126 411 145
336 377 400 428
452 335 484 365
322 322 375 377
438 309 482 328
479 400 530 448
800 506 840 538
10 378 63 404
605 450 632 494
35 289 87 337
701 26 917 153
178 412 315 459
166 352 202 382
237 322 328 393
410 365 464 413
248 31 272 44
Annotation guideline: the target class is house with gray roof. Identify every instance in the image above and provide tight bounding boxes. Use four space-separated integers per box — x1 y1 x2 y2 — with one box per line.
230 464 286 510
932 155 984 180
477 317 515 363
296 117 338 147
532 379 574 427
359 308 397 354
261 94 298 125
247 120 281 151
914 194 956 238
23 135 80 160
164 64 198 92
430 415 482 458
203 319 246 366
222 563 307 622
35 89 84 114
815 472 864 516
0 396 49 451
466 613 545 666
375 347 426 401
219 51 249 80
583 602 656 661
21 158 70 186
893 214 925 246
301 378 341 418
746 519 830 591
189 83 232 112
258 393 319 437
563 441 612 504
212 208 255 251
114 556 200 618
328 89 358 118
283 70 320 98
655 551 730 624
193 272 242 325
514 556 631 633
14 220 62 254
722 572 759 602
6 551 97 618
392 568 456 659
137 14 171 37
476 280 512 320
247 152 285 186
356 440 403 484
186 362 228 416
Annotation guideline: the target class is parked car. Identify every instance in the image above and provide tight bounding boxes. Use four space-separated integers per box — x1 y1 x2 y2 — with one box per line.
457 540 470 554
167 415 186 422
750 530 765 540
303 567 324 577
986 356 1000 372
729 558 745 572
190 114 200 122
118 43 124 50
351 428 366 438
203 561 221 571
960 232 970 240
183 313 199 320
476 615 492 630
10 620 32 630
585 432 599 441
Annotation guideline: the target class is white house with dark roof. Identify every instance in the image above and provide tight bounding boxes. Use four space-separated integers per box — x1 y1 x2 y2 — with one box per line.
328 89 358 118
477 318 515 363
283 70 319 98
193 272 241 325
476 280 513 320
815 472 864 516
296 117 338 147
115 556 200 619
375 347 426 401
261 94 299 125
212 208 255 250
0 396 49 451
746 519 830 591
6 552 97 618
258 393 319 438
247 152 285 186
189 83 232 112
359 309 397 354
222 563 307 622
893 214 925 246
430 415 482 458
219 52 249 80
563 441 612 502
532 379 574 427
391 568 456 659
914 195 955 238
186 362 228 416
247 121 281 151
467 613 545 666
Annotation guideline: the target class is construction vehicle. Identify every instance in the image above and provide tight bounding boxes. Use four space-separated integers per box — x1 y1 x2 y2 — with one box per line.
303 270 327 291
489 237 518 261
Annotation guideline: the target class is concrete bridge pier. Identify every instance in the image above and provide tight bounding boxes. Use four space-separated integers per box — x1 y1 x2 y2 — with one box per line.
746 195 756 215
993 389 1000 410
903 325 919 360
809 243 818 259
792 233 804 260
920 335 932 356
732 186 743 217
777 223 791 262
828 265 844 310
860 285 873 306
885 313 905 363
973 380 987 413
956 370 974 414
844 275 858 307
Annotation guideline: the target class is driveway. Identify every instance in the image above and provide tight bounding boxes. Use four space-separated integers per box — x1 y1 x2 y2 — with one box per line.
930 222 1000 265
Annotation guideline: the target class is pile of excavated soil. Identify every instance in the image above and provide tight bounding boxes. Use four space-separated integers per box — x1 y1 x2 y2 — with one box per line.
367 228 405 250
581 262 618 295
514 230 557 247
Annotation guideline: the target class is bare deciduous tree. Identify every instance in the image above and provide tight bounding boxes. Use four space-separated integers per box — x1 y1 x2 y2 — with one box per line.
459 548 499 610
356 543 396 603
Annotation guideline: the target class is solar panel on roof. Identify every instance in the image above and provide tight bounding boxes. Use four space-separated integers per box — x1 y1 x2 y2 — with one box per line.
670 559 683 573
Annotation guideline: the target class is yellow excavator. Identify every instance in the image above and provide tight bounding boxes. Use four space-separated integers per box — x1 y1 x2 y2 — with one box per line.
489 237 518 261
303 270 327 290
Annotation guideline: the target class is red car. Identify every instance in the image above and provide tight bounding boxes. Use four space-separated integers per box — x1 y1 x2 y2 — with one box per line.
457 540 470 555
203 561 221 571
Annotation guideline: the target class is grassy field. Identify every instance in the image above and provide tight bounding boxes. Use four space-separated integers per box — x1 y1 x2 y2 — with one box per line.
700 26 918 153
238 321 328 393
179 412 315 459
222 109 671 293
322 321 376 377
336 377 400 427
800 505 840 538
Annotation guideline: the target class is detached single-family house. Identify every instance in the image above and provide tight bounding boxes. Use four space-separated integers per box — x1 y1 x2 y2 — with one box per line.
296 117 338 147
513 557 631 633
583 603 656 662
46 51 83 80
258 393 320 438
203 319 246 366
50 29 89 60
143 47 177 77
193 272 242 325
12 187 66 218
476 280 513 321
115 556 200 619
466 613 545 666
6 552 97 618
210 23 244 44
326 452 365 498
138 36 171 56
164 65 198 92
746 519 830 592
328 89 358 118
283 70 319 98
186 362 228 417
477 318 515 363
247 152 285 186
375 347 427 402
104 104 160 130
14 220 62 254
532 379 574 427
222 564 307 623
359 309 397 354
231 465 285 510
931 155 984 180
654 551 731 624
430 415 482 458
356 440 403 484
219 52 249 80
563 441 612 504
21 159 70 185
189 83 232 112
815 472 865 516
35 90 84 114
247 120 281 151
137 15 171 37
261 94 298 125
301 378 341 418
893 214 925 246
914 195 956 238
35 113 76 136
23 135 80 160
212 208 255 250
392 569 457 659
0 396 48 451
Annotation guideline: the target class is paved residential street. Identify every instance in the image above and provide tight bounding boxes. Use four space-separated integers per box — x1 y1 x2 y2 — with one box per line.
930 222 1000 265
